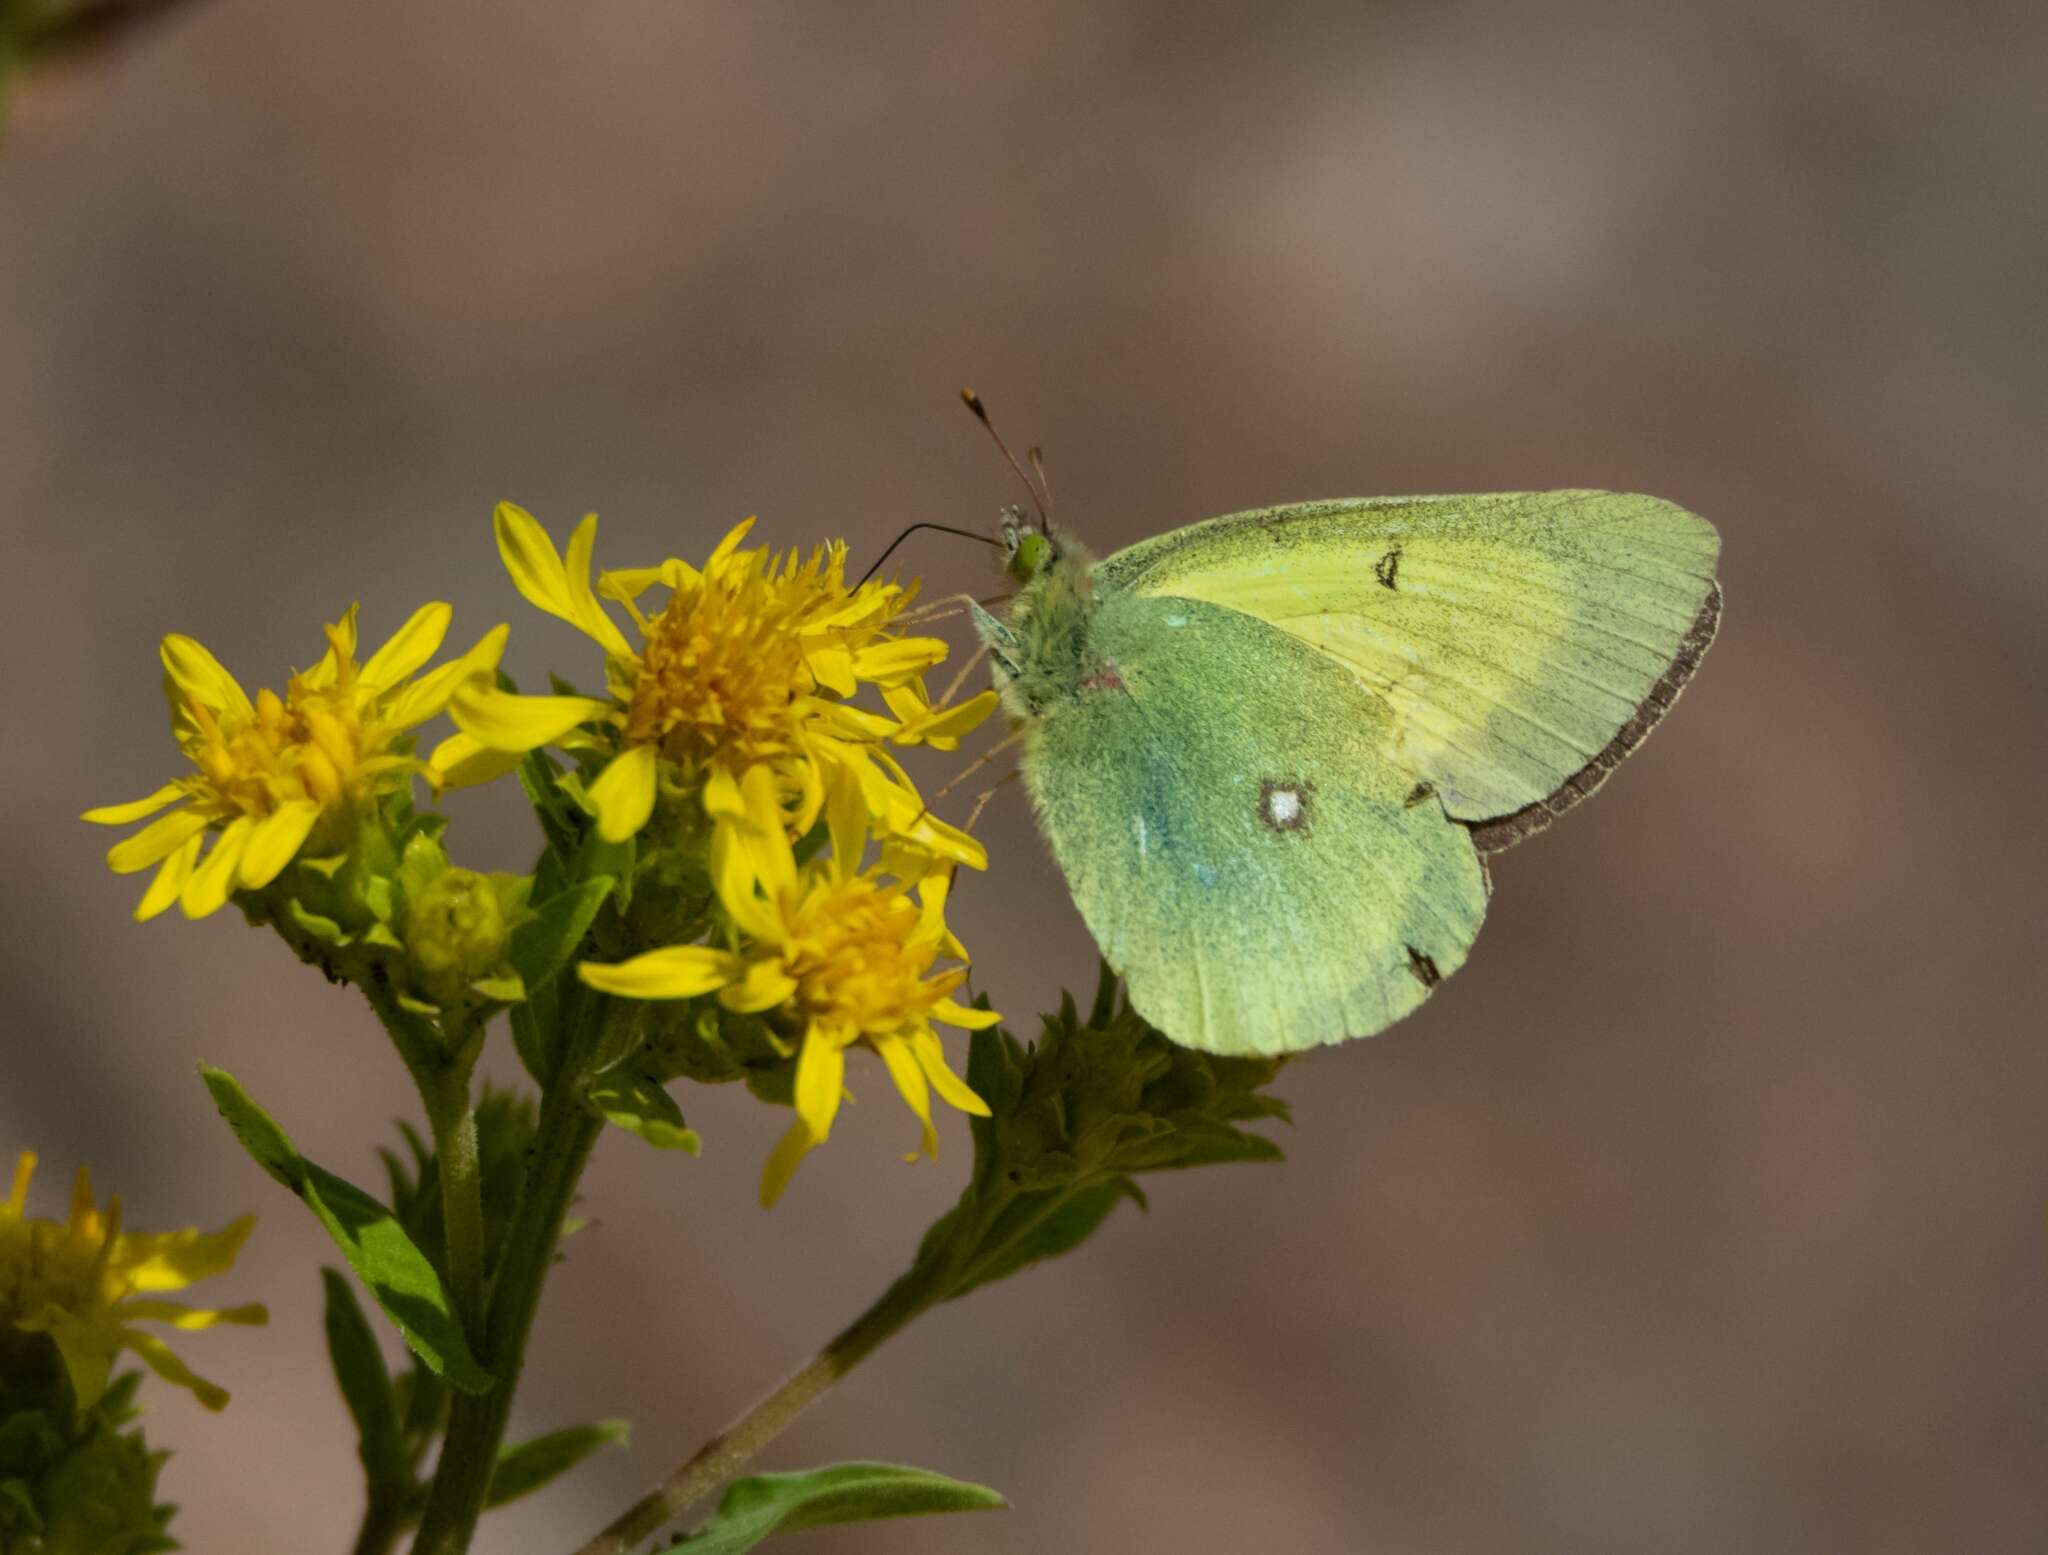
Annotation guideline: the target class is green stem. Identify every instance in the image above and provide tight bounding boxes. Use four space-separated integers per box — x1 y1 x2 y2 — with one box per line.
349 1497 405 1555
421 1065 487 1340
408 1076 603 1555
569 1180 1083 1555
570 1265 943 1555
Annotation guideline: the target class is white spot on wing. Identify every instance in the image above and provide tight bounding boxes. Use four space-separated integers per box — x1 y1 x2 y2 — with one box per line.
1164 612 1187 627
1135 815 1149 856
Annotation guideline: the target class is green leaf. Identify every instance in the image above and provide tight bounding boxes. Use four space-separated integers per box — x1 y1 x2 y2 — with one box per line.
944 1178 1140 1301
484 1419 630 1509
321 1267 410 1508
199 1065 492 1393
670 1462 1005 1554
507 878 613 995
587 1072 700 1154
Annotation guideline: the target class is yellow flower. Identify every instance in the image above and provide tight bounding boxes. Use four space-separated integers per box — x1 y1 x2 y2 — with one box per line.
83 605 508 921
579 766 999 1206
438 505 995 867
1 1153 266 1412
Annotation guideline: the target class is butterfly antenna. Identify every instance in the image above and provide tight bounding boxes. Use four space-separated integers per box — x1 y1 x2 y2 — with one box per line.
961 388 1052 529
1027 445 1054 525
857 522 1003 587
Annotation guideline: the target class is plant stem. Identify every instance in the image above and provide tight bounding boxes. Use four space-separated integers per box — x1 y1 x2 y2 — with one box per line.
349 1498 405 1555
422 1067 487 1340
570 1266 943 1555
408 1083 604 1555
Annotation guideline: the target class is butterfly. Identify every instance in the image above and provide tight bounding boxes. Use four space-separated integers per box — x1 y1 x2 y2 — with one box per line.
967 484 1721 1056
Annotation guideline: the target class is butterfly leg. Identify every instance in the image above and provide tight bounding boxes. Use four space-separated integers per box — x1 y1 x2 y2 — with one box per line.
928 725 1029 804
939 640 992 707
962 769 1022 833
897 591 1015 628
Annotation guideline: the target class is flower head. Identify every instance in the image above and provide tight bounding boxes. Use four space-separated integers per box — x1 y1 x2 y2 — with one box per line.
83 605 507 920
580 766 999 1205
0 1153 266 1413
439 506 994 867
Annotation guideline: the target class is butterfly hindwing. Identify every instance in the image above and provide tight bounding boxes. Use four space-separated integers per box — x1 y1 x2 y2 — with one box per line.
1021 590 1488 1055
1095 492 1721 838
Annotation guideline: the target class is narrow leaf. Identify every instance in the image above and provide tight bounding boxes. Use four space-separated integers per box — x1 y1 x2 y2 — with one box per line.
507 878 613 995
199 1066 492 1393
671 1462 1005 1554
587 1072 701 1154
484 1419 630 1509
321 1268 409 1506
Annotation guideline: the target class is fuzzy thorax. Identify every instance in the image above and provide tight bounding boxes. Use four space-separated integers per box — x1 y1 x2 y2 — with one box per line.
974 541 1101 718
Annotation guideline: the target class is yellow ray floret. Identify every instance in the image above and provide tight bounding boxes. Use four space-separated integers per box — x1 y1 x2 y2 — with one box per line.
579 767 998 1205
439 505 994 865
1 1153 266 1412
83 605 508 921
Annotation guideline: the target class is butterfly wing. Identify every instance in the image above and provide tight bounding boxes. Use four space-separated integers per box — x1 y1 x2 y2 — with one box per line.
1095 492 1720 850
1022 588 1489 1055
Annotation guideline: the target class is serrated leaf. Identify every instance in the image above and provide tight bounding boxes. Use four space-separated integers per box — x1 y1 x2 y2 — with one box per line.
507 878 613 995
199 1066 492 1394
484 1419 630 1509
670 1462 1005 1554
587 1072 700 1153
321 1268 409 1506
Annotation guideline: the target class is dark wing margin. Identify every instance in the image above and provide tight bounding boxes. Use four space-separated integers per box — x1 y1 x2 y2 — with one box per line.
1464 582 1723 855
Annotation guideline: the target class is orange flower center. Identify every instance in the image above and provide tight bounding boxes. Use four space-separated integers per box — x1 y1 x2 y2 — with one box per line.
775 873 956 1038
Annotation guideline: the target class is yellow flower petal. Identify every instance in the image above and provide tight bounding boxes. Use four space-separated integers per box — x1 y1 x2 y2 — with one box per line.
579 945 738 999
758 1118 814 1208
179 819 253 918
81 784 186 826
118 1328 230 1411
358 601 452 692
930 997 1002 1031
825 764 866 881
384 622 510 729
120 1299 268 1329
237 801 320 890
136 834 201 921
105 808 206 875
705 516 757 572
427 730 528 790
115 1214 257 1292
793 1031 846 1144
738 765 797 895
561 513 635 659
588 743 659 842
160 634 253 722
875 1034 938 1159
912 1029 992 1116
451 684 612 752
848 636 948 687
717 959 799 1014
806 641 856 697
709 819 782 944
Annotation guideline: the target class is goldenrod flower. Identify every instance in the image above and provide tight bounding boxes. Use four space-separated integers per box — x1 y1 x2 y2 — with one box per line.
1 1153 266 1412
579 767 999 1205
83 605 508 921
438 505 994 867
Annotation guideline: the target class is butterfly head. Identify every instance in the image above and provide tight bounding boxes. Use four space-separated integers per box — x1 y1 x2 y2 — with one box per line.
999 505 1059 585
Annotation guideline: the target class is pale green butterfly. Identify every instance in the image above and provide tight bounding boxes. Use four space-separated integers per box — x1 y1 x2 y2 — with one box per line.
963 436 1721 1057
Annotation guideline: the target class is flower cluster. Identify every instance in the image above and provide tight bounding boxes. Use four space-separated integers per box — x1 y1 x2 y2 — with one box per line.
437 505 995 871
83 502 1004 1200
583 764 999 1204
0 1153 265 1414
83 604 506 921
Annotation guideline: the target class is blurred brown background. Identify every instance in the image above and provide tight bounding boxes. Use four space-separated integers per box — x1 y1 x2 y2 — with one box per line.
4 3 2044 1552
